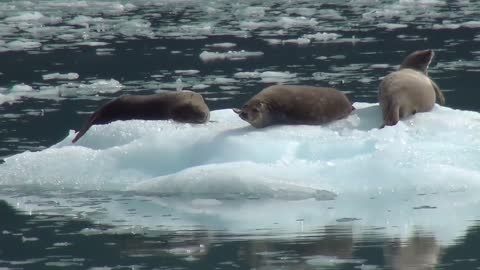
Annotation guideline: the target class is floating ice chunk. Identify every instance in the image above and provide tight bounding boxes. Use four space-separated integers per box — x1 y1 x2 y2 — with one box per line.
6 40 41 51
76 41 109 47
53 80 123 97
362 9 404 20
264 39 282 45
278 17 318 28
53 242 72 247
377 23 408 30
199 50 264 62
260 71 296 83
358 78 374 83
2 104 480 239
303 32 341 41
234 72 261 79
68 15 103 27
206 42 236 48
96 48 115 56
0 93 17 105
100 2 134 15
192 84 209 90
124 3 137 11
10 84 34 93
214 77 238 84
239 21 273 30
306 255 364 266
179 24 213 36
57 34 77 41
176 78 183 91
2 104 480 199
4 11 62 27
317 9 344 20
174 70 200 75
432 21 461 29
42 73 79 81
78 79 123 94
5 11 45 22
370 64 390 69
283 38 311 45
462 21 480 28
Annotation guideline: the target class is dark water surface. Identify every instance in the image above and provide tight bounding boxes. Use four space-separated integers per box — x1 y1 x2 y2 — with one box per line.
1 0 480 269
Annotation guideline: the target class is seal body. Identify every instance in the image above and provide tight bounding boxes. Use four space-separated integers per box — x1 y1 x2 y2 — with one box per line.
378 49 445 127
233 85 354 128
72 91 210 143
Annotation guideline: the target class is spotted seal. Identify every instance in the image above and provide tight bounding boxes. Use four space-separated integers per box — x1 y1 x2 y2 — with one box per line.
233 85 354 128
378 49 445 127
72 91 210 143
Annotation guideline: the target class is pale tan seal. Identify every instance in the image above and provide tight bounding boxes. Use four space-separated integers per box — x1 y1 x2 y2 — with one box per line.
72 91 210 143
378 49 445 127
233 85 354 128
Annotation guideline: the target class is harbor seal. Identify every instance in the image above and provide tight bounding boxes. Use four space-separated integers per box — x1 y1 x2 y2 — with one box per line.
233 85 354 128
378 49 445 127
72 91 210 143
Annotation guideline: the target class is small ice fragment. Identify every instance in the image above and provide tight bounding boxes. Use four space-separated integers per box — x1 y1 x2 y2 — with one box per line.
199 50 264 62
283 38 311 45
234 72 261 79
176 78 183 92
192 84 209 90
6 40 41 51
303 32 341 41
462 21 480 28
377 23 408 30
174 70 200 75
42 73 79 81
10 84 34 92
206 42 236 48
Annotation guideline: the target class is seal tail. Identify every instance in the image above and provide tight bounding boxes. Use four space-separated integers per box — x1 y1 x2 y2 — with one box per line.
382 99 400 127
430 79 445 105
72 110 101 143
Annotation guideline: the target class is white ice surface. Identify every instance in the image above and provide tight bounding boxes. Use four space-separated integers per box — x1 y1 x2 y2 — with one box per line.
1 104 480 241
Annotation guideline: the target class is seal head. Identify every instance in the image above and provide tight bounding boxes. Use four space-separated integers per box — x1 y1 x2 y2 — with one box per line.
400 49 434 74
233 100 272 128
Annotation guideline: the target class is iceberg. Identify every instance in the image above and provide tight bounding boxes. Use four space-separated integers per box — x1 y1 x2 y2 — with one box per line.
2 103 479 195
1 103 480 240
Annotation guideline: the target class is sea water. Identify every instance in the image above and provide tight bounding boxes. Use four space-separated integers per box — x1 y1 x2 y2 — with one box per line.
1 0 480 269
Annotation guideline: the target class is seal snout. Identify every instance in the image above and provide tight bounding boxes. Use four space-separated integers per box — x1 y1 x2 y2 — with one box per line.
239 111 248 120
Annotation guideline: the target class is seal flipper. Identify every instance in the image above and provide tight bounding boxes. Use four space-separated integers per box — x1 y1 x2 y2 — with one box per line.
430 79 445 105
232 108 242 114
382 99 400 127
71 110 102 143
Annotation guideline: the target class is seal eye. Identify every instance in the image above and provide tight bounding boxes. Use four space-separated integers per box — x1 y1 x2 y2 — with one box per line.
252 108 260 113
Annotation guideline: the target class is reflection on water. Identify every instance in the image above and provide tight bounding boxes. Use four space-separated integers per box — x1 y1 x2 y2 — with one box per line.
1 200 479 270
385 233 441 270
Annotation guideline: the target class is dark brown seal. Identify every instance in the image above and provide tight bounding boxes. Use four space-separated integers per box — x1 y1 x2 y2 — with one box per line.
233 85 354 128
72 91 210 143
378 49 445 127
